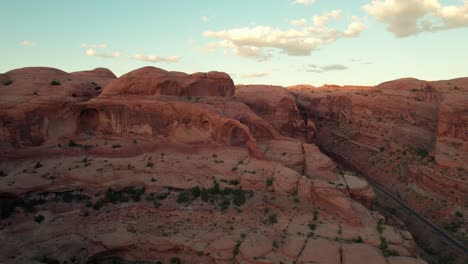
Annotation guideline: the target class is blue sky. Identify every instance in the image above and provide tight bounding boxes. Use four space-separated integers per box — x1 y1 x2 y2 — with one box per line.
1 0 467 86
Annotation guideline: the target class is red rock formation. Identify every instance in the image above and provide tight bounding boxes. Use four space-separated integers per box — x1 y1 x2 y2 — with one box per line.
0 67 436 264
0 67 102 147
235 85 311 140
291 77 468 235
71 67 117 87
103 66 235 97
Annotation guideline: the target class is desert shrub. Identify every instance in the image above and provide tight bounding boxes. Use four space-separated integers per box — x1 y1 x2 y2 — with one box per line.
39 256 60 264
34 161 43 169
417 148 428 158
218 196 230 211
268 214 278 224
352 236 364 243
232 188 246 206
34 214 45 223
313 210 318 221
177 190 192 204
50 80 61 86
191 186 201 198
266 178 274 187
170 257 181 264
308 222 316 231
229 179 239 185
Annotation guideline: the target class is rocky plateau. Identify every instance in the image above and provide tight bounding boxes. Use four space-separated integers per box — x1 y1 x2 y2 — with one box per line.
0 66 465 264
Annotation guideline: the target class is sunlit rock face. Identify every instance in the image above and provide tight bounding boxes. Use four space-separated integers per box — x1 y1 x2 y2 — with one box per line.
0 66 450 264
290 78 468 232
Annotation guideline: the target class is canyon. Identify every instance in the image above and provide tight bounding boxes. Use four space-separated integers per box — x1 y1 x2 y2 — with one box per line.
0 66 466 264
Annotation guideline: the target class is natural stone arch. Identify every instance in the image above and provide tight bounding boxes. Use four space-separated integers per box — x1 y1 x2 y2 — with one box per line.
218 118 263 159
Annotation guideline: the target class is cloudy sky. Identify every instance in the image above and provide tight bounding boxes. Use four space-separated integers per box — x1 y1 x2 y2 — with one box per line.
1 0 467 86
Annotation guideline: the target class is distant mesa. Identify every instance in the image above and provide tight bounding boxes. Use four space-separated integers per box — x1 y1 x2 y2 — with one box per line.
102 66 235 97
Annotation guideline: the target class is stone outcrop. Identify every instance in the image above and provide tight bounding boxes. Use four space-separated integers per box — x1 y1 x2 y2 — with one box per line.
343 173 376 208
0 67 102 147
103 66 235 97
71 67 117 87
290 78 468 238
235 85 312 140
0 67 440 264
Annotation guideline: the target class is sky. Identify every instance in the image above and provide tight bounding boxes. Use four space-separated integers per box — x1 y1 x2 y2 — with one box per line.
1 0 468 86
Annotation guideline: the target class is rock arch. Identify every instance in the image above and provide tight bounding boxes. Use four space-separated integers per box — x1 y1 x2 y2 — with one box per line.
218 118 263 159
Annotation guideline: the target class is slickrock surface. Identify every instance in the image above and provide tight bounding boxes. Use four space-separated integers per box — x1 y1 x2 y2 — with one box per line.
289 78 468 244
103 67 235 97
0 67 443 263
71 67 117 87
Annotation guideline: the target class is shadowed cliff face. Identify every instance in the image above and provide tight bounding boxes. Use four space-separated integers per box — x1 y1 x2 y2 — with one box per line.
1 66 461 263
290 79 468 244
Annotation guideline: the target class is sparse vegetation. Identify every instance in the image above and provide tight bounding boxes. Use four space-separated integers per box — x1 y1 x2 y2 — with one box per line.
379 237 399 257
268 214 278 224
50 80 61 86
170 257 181 264
416 148 429 158
34 161 43 169
308 222 316 231
313 210 318 221
92 186 145 210
39 256 60 264
67 140 93 150
266 178 274 187
376 220 384 234
352 236 364 243
34 214 45 223
2 80 13 86
176 180 251 211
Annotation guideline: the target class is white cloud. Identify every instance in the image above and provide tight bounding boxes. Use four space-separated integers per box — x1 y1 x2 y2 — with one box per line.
19 40 35 46
291 18 307 26
363 0 468 37
86 48 121 58
132 54 180 63
306 64 349 73
313 10 341 28
201 16 210 23
202 11 365 60
240 72 269 78
81 43 107 49
291 0 315 6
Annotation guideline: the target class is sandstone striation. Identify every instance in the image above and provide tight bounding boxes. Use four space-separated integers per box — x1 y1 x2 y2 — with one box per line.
103 66 235 97
0 66 438 264
290 78 468 243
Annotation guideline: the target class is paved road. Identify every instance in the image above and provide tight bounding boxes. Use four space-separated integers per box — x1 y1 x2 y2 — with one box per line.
365 177 467 255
